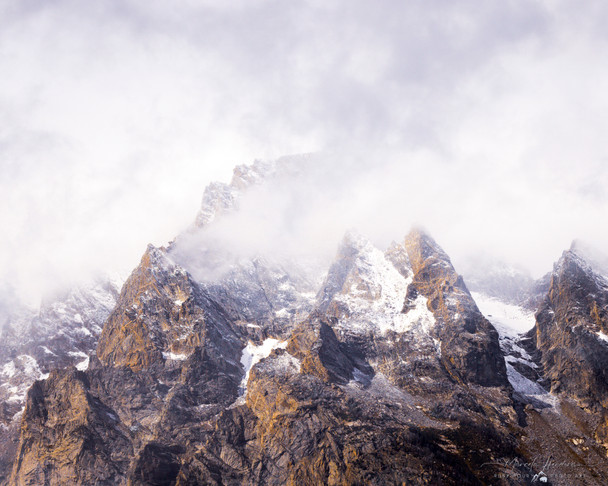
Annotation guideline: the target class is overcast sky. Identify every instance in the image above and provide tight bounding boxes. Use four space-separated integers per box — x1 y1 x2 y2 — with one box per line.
2 0 608 304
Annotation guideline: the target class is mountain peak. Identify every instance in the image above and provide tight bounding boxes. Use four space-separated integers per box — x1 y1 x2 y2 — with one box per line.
403 230 508 387
230 159 276 190
404 228 452 273
194 156 307 229
533 240 608 418
566 239 608 277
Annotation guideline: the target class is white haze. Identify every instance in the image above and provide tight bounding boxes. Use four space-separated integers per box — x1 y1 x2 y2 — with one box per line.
2 0 608 305
172 151 608 286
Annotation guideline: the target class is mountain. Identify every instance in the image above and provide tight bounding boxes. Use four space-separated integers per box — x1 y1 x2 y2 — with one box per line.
10 226 535 485
193 159 277 228
0 277 121 482
472 241 608 484
3 159 608 485
191 156 311 230
0 278 121 414
532 243 608 437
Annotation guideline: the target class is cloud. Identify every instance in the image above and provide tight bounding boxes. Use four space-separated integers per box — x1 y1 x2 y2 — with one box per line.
2 0 608 304
171 146 608 287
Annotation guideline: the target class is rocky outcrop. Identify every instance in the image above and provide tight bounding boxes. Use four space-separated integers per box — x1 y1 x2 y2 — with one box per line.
8 165 608 486
200 256 319 339
10 368 132 485
534 246 608 412
286 316 373 385
0 278 120 482
97 245 241 377
0 278 119 421
192 160 281 229
9 243 247 485
97 246 199 371
172 343 521 485
403 229 508 387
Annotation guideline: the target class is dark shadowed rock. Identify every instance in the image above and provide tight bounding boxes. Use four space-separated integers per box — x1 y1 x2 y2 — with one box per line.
286 316 371 385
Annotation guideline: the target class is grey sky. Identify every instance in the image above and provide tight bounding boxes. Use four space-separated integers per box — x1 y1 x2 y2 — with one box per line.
1 0 608 303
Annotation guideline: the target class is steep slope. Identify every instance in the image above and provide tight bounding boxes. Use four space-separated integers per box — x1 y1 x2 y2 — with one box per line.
184 230 539 484
196 256 319 341
10 368 133 485
471 292 545 402
0 278 119 416
533 244 608 429
472 245 608 485
171 156 323 341
9 246 244 485
191 156 312 230
193 160 275 228
403 229 508 387
0 278 120 483
316 230 511 393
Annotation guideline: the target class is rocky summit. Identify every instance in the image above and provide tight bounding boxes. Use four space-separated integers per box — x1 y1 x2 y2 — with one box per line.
2 160 608 485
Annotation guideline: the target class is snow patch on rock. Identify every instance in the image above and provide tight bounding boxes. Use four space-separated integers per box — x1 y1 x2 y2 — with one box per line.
239 338 287 395
506 363 557 408
393 295 436 334
76 357 90 371
68 351 90 371
0 355 49 405
506 363 546 396
472 291 537 364
333 236 435 336
162 351 189 361
474 292 559 408
597 331 608 344
1 361 17 379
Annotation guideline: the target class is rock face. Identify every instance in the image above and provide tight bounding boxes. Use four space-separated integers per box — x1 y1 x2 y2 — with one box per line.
403 230 508 387
10 368 133 486
191 157 309 229
0 279 119 417
533 244 608 422
10 244 246 486
192 161 266 229
0 278 120 483
286 316 363 385
473 243 608 485
97 245 208 372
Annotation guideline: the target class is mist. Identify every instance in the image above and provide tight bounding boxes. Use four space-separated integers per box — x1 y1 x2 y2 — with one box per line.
171 150 608 288
2 0 608 305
